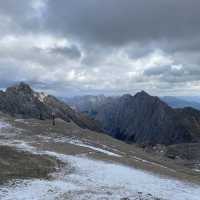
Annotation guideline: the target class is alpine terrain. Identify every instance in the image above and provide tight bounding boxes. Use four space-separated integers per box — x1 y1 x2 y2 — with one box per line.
0 83 200 200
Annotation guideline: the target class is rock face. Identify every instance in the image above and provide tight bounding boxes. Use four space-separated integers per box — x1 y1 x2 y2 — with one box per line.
93 91 200 145
0 83 50 119
0 82 101 132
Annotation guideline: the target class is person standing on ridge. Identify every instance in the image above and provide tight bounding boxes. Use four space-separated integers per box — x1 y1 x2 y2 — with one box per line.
51 112 56 126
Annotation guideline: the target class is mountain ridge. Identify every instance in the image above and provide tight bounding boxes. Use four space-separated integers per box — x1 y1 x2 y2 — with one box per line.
1 83 200 146
65 92 200 145
0 82 102 132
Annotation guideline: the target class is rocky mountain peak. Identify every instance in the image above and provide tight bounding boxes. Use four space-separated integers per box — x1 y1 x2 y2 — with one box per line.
134 90 151 99
0 82 102 132
93 90 200 145
120 94 133 101
133 90 169 110
6 82 33 95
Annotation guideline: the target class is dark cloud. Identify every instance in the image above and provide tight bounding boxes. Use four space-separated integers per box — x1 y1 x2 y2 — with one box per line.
144 65 171 76
0 0 31 18
46 0 200 48
144 64 200 84
0 0 46 35
49 45 81 59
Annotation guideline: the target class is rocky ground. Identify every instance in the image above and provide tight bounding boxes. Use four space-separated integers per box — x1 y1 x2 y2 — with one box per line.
0 112 200 200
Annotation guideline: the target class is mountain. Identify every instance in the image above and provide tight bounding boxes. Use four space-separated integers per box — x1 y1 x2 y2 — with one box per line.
85 91 200 145
65 95 200 113
63 95 109 115
162 96 200 110
1 83 200 146
0 82 101 132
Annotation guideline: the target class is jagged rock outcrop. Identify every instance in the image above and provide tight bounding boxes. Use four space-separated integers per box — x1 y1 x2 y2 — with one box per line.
0 82 101 132
93 91 200 145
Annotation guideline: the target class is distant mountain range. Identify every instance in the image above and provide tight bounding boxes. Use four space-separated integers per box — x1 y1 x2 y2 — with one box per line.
64 95 200 112
0 82 101 132
161 96 200 110
64 92 200 145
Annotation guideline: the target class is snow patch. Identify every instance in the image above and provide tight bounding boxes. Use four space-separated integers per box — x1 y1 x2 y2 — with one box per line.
0 140 37 154
0 140 200 200
14 119 30 124
34 92 47 103
0 121 10 129
0 180 80 200
54 137 122 157
193 169 200 172
0 121 14 138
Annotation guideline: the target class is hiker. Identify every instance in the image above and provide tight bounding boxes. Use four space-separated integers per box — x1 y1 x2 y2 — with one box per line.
51 112 56 126
39 113 43 120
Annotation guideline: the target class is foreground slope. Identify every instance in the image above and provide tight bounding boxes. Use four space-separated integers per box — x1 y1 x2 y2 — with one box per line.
0 113 200 200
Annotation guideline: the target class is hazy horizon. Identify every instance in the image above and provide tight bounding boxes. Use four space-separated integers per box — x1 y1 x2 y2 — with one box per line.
2 82 200 100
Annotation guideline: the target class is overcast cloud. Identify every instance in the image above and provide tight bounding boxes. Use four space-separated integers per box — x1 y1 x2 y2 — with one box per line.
0 0 200 96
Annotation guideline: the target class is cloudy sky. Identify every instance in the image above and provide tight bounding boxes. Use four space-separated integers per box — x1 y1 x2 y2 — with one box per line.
0 0 200 96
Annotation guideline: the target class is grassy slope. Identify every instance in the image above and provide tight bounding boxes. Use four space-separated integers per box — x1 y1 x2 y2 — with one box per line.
0 112 200 185
0 145 62 184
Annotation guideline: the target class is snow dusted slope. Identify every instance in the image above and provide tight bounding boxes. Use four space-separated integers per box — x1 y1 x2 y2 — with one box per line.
0 150 200 200
53 136 122 157
0 118 200 200
0 121 10 129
